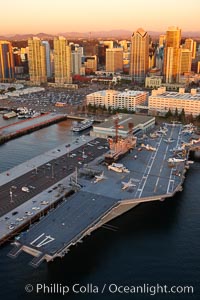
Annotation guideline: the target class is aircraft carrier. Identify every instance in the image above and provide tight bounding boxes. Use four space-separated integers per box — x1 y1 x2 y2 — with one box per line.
2 122 200 267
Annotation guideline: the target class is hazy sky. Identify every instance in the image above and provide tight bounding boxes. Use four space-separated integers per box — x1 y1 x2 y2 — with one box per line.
1 0 200 35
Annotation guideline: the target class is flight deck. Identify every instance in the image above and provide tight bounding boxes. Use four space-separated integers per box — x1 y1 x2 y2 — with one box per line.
7 123 200 267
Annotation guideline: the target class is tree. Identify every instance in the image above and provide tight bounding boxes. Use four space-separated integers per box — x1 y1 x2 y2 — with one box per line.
7 87 16 92
187 113 194 124
174 107 179 120
195 114 200 122
179 108 186 123
165 109 173 118
108 106 112 114
87 103 93 112
102 104 107 112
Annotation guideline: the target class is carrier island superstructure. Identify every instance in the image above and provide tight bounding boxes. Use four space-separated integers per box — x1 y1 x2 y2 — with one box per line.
1 119 199 267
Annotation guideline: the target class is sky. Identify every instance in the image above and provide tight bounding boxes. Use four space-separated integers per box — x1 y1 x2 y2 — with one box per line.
1 0 200 35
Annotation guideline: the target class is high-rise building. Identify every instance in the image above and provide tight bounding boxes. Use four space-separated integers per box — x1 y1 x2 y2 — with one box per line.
130 28 149 83
163 26 181 83
159 35 166 47
71 46 83 75
28 37 47 85
155 46 164 71
97 44 107 66
119 40 131 51
103 41 114 49
183 38 196 59
54 36 72 84
0 41 15 81
179 49 192 74
42 41 52 79
84 56 97 73
106 48 123 72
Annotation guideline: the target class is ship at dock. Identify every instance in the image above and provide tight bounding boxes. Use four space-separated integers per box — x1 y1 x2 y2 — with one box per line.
3 122 200 268
104 118 137 164
72 119 93 132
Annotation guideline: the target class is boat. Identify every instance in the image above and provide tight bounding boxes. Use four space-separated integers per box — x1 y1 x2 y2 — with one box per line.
3 111 17 119
17 114 26 119
72 119 93 132
17 107 29 119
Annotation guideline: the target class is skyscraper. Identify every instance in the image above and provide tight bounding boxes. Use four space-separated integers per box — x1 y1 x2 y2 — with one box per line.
42 41 52 79
159 35 166 47
0 41 15 82
163 26 181 83
84 56 97 74
179 49 192 74
183 38 196 59
28 37 47 85
106 48 123 72
71 46 83 75
130 28 149 83
54 36 72 84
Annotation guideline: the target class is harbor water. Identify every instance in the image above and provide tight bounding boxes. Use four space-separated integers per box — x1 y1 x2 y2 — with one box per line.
0 117 200 300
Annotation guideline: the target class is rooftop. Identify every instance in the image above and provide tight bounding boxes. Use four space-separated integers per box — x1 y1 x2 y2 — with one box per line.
93 114 155 132
88 90 146 98
150 91 200 101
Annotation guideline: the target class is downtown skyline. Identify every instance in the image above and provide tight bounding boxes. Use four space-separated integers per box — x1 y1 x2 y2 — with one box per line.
1 0 200 35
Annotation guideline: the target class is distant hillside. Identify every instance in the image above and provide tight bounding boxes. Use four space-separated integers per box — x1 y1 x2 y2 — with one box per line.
1 30 200 41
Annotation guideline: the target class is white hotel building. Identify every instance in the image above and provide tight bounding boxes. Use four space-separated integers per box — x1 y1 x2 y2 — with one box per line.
86 90 148 111
149 87 200 116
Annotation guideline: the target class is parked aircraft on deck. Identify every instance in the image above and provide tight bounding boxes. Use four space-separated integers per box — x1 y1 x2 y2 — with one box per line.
94 172 107 183
121 179 137 190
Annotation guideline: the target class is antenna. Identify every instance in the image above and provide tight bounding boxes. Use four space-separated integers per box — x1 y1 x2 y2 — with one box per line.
114 116 119 143
128 122 134 134
75 167 78 184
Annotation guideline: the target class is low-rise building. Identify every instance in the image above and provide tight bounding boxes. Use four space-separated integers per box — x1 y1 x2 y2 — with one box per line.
86 89 148 112
145 76 162 88
149 87 200 116
91 114 155 138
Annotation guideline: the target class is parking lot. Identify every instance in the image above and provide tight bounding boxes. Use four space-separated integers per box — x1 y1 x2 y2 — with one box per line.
0 82 109 114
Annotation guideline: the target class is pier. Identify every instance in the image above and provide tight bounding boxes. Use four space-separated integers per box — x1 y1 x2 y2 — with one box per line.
0 113 67 144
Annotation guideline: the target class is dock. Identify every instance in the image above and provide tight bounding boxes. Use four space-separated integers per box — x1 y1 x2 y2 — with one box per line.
6 123 200 267
0 113 67 144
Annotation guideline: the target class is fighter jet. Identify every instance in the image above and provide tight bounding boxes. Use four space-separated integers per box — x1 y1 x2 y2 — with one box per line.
121 179 137 190
141 143 156 151
190 138 200 145
170 146 185 153
164 138 175 143
150 132 159 139
157 127 168 135
183 123 194 129
94 171 107 183
168 157 186 163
